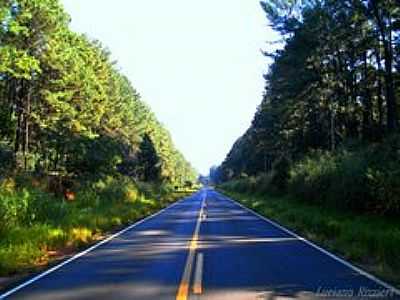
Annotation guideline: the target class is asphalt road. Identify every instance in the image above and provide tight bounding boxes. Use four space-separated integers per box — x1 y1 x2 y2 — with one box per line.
1 188 399 300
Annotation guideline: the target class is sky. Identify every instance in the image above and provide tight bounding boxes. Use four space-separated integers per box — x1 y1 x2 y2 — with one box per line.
62 0 279 175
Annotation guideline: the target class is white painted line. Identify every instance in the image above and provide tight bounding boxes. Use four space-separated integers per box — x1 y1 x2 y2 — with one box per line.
219 193 400 296
193 252 204 295
0 194 195 300
202 237 301 244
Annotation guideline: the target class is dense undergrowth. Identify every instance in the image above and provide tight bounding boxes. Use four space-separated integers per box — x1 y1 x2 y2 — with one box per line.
0 175 192 277
289 140 400 216
222 136 400 216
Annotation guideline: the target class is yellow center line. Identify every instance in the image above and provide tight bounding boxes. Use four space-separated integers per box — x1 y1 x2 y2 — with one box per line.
176 196 205 300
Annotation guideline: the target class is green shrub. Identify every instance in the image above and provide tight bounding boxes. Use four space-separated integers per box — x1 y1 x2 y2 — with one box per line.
0 188 30 233
288 145 400 214
0 143 14 176
76 188 101 208
366 167 400 215
222 144 400 215
256 173 274 195
270 156 290 193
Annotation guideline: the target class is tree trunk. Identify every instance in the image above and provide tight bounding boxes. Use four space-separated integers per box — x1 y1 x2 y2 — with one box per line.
14 80 23 160
371 1 398 131
383 31 397 131
330 105 335 152
375 45 385 133
23 86 31 170
362 51 373 139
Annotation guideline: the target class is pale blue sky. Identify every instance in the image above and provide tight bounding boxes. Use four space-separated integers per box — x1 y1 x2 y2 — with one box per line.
62 0 278 175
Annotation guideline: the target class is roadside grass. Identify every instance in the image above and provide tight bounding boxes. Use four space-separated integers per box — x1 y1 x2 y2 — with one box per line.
219 189 400 288
0 175 193 278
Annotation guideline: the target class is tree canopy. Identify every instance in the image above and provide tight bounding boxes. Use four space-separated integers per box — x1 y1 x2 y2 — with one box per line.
219 0 400 181
0 0 197 185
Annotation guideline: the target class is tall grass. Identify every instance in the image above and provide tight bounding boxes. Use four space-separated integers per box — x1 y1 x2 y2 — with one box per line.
0 175 189 276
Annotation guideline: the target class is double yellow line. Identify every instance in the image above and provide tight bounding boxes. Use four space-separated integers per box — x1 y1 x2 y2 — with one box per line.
176 196 206 300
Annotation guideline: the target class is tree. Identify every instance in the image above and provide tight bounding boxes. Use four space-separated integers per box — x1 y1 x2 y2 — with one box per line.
0 0 197 185
219 0 399 181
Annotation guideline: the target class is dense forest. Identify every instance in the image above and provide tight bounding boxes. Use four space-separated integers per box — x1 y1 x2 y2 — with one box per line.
0 0 196 276
0 0 196 184
216 0 400 215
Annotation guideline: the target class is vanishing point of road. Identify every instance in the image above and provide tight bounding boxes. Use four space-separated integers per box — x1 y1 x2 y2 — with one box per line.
1 188 399 300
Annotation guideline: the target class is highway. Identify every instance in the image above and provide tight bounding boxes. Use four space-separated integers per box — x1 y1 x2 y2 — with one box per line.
1 188 399 300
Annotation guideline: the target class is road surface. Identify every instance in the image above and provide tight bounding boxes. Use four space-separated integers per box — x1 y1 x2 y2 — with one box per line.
1 188 399 300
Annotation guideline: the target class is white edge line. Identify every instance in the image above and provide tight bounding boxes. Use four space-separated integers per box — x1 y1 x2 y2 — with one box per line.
219 192 400 296
0 194 194 299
